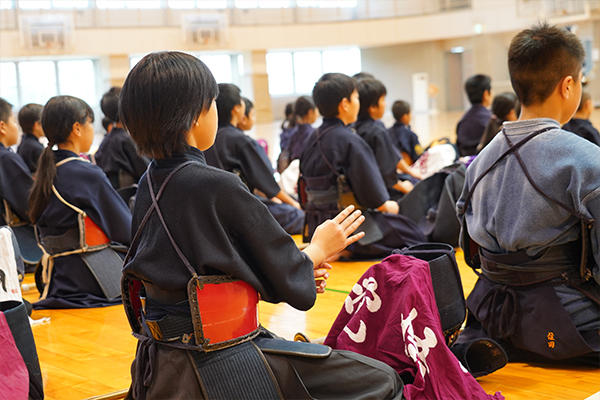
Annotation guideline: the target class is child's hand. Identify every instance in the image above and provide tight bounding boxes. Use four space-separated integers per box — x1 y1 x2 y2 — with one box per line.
314 263 332 293
303 205 365 267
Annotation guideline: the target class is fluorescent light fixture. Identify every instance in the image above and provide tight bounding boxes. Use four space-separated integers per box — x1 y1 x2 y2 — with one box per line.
450 46 464 54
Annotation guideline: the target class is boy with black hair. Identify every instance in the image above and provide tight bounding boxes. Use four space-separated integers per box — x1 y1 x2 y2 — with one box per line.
119 51 403 399
456 74 492 156
205 83 304 234
354 79 416 199
457 23 600 365
562 91 600 146
0 98 33 226
300 73 425 259
17 103 44 173
389 100 423 164
95 86 149 190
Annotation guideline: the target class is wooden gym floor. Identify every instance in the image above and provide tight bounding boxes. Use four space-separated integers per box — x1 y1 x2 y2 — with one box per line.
22 243 599 400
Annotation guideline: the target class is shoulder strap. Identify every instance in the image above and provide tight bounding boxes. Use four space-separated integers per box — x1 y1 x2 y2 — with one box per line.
460 127 553 215
305 125 338 177
123 161 196 277
56 156 89 167
53 156 90 216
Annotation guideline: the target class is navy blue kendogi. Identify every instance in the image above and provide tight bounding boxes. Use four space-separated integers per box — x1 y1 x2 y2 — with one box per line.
300 118 425 259
286 122 315 161
0 143 33 225
205 124 304 234
17 133 43 174
355 117 404 201
95 127 149 189
34 150 131 309
562 118 600 147
388 121 421 164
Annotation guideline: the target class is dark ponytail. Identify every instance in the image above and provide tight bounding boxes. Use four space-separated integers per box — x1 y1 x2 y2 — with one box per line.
29 96 94 222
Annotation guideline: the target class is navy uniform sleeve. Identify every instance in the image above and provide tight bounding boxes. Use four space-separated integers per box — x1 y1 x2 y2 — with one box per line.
0 152 33 222
344 136 390 209
238 137 281 198
219 175 316 309
371 127 401 189
70 164 132 245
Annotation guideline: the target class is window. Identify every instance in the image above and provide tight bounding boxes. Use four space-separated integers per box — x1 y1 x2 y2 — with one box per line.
293 51 322 94
234 0 291 8
52 0 89 8
322 47 361 76
296 0 357 8
97 0 160 9
18 0 51 9
18 61 58 105
0 0 14 8
0 63 19 106
57 59 96 106
266 47 361 95
199 54 232 83
266 52 294 96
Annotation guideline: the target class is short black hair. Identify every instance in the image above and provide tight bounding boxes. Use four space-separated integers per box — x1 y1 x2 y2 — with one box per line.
216 83 242 127
392 100 411 121
294 95 315 118
352 72 375 81
120 51 218 159
100 86 121 122
0 97 13 123
491 92 519 121
18 103 43 134
312 73 356 119
357 78 386 119
464 74 491 105
508 23 585 106
284 102 294 118
242 97 254 117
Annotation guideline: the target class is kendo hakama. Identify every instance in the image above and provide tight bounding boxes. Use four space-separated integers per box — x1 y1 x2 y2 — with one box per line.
122 147 402 399
300 118 425 259
204 124 304 234
94 127 149 189
33 150 131 309
355 117 405 201
17 133 43 173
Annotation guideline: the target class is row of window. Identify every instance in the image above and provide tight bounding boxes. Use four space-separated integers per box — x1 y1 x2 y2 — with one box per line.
1 0 357 10
0 47 360 109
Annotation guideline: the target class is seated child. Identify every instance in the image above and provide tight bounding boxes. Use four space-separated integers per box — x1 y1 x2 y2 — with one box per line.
456 74 492 156
29 95 131 309
355 79 418 200
278 101 296 151
300 73 426 259
95 86 149 190
477 92 520 152
205 84 304 234
119 51 403 399
237 97 272 168
562 91 600 146
457 23 600 365
17 103 44 174
388 100 423 164
0 98 33 227
286 95 317 161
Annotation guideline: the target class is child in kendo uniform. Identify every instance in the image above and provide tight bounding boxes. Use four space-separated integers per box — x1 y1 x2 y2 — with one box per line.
119 51 403 399
457 23 600 365
354 78 419 200
205 84 304 234
0 98 33 227
95 86 149 190
300 73 425 260
17 103 45 174
29 95 131 309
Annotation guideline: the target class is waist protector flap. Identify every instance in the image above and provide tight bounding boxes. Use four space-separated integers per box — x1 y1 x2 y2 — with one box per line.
254 336 332 358
81 247 123 300
39 227 80 254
